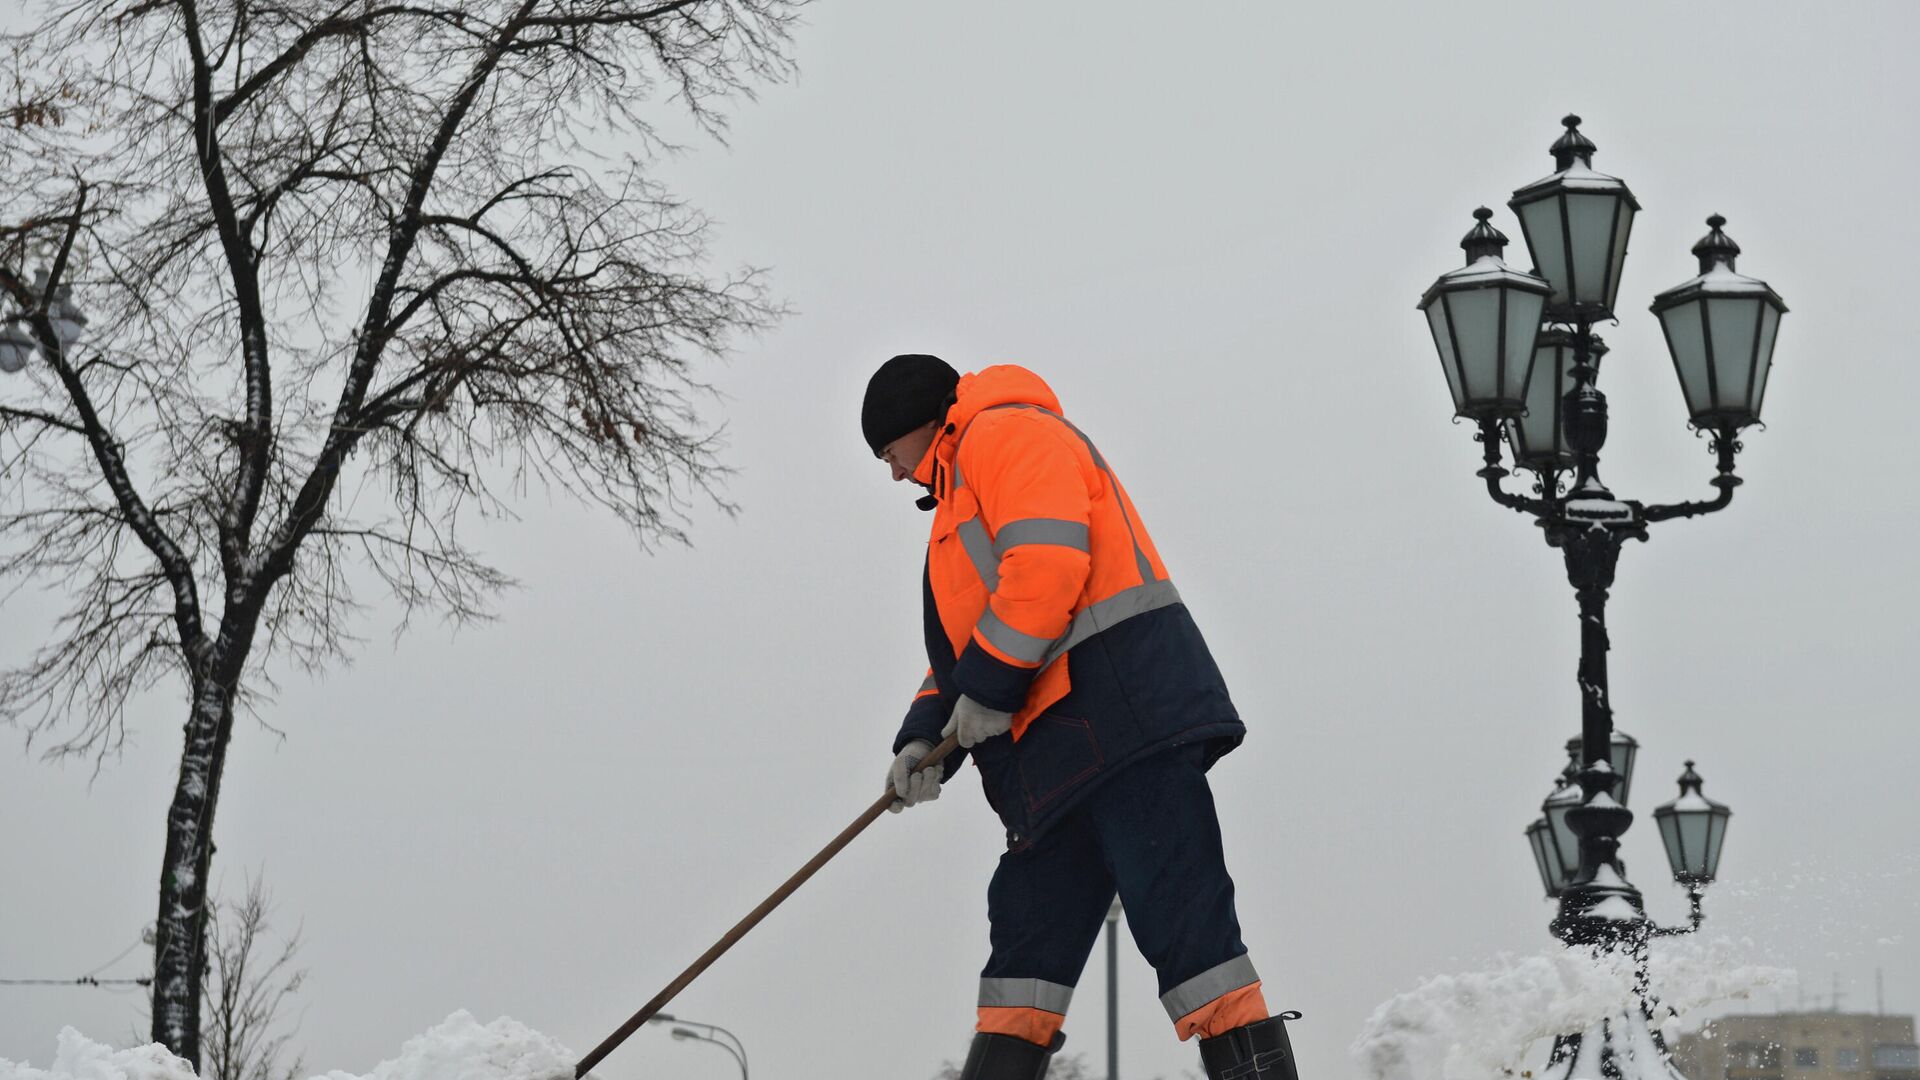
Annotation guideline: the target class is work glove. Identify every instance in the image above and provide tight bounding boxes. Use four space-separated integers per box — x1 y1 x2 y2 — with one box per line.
942 694 1014 749
888 739 944 814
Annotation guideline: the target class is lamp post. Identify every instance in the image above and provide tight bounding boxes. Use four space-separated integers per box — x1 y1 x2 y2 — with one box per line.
650 1013 748 1079
1106 897 1121 1080
1421 116 1775 1080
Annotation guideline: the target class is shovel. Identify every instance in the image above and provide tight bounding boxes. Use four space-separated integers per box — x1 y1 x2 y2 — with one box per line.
574 732 962 1077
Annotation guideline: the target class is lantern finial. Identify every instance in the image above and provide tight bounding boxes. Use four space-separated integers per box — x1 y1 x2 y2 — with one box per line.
1551 114 1598 170
1460 206 1508 264
1692 215 1742 273
1677 760 1703 793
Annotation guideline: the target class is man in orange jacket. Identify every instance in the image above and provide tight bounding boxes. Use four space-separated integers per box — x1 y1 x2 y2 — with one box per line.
863 354 1300 1080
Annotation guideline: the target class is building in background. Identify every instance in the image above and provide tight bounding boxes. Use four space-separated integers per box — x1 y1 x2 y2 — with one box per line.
1672 1012 1919 1080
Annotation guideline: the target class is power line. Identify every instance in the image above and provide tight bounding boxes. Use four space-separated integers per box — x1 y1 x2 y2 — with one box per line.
1 976 152 987
81 937 148 979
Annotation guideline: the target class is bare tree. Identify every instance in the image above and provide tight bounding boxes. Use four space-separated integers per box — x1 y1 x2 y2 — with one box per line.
0 0 797 1064
202 876 306 1080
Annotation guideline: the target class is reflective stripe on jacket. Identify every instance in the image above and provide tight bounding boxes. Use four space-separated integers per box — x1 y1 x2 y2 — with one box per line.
892 365 1243 844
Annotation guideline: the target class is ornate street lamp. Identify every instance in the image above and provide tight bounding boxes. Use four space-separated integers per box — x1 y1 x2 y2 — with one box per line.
1651 215 1788 433
1509 115 1640 321
1423 115 1774 1080
1419 208 1553 420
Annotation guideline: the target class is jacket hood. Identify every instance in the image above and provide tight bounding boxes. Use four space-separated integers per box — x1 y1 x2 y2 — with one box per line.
946 365 1063 428
912 365 1062 488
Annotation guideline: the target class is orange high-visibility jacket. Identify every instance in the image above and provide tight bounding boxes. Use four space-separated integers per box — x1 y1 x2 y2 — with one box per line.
894 365 1243 845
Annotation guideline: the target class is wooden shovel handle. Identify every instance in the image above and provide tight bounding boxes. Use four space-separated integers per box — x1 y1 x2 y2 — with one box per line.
574 733 961 1077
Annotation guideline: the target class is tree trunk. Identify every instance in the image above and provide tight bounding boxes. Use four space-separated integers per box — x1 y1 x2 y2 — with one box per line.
151 673 240 1066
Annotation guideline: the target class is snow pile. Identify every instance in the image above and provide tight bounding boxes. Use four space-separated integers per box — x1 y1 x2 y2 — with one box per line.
308 1012 577 1080
2 1012 580 1080
1350 937 1792 1080
0 1029 198 1080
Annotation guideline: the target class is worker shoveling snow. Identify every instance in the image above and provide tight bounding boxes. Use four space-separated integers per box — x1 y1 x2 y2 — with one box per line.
0 1011 581 1080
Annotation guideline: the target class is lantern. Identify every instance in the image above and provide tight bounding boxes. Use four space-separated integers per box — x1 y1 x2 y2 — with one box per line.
1510 328 1609 472
1652 761 1732 885
1650 215 1788 431
1508 115 1640 321
1565 728 1639 807
1419 207 1552 419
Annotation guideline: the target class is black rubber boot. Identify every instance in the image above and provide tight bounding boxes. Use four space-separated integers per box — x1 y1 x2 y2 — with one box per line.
1198 1011 1302 1080
958 1031 1062 1080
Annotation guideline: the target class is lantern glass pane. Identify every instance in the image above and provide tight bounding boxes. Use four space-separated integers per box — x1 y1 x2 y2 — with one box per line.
1566 193 1624 310
1605 202 1635 311
1752 303 1782 419
1446 288 1502 406
1614 736 1638 808
1704 810 1729 879
1515 340 1565 463
50 316 84 352
1656 810 1686 878
1503 291 1547 403
1707 297 1764 414
1660 302 1712 419
1545 797 1580 878
1527 821 1557 895
1677 810 1711 877
1517 197 1569 309
1426 303 1465 411
0 339 29 374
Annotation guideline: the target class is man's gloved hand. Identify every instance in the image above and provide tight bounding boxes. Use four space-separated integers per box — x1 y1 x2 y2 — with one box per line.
941 694 1015 749
888 739 944 814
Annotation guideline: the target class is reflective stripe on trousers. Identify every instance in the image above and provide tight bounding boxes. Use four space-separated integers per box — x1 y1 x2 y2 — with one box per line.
1160 954 1260 1022
978 976 1075 1014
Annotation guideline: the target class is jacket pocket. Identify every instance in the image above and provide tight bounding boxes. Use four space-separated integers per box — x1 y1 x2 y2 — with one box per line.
1015 710 1104 815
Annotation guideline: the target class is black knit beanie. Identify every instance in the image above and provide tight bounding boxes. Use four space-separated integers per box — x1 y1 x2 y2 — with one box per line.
861 354 960 456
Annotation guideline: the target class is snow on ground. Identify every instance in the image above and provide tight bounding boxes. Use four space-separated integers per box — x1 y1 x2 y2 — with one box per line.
1350 936 1794 1080
0 1012 579 1080
0 1030 198 1080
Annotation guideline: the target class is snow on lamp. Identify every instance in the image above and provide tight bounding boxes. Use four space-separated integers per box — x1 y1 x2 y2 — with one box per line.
1510 328 1609 472
1507 115 1639 321
1652 761 1731 885
1419 207 1552 420
1650 215 1788 432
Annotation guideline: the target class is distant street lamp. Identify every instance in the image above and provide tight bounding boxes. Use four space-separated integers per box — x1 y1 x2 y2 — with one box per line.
1421 115 1777 1080
651 1013 747 1079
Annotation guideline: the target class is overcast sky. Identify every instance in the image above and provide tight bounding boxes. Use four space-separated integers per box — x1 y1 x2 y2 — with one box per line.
5 2 1919 1079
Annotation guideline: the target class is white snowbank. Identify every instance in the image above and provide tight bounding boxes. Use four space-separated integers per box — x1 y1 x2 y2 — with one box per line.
0 1029 197 1080
1350 937 1793 1080
307 1012 576 1080
1 1012 580 1080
